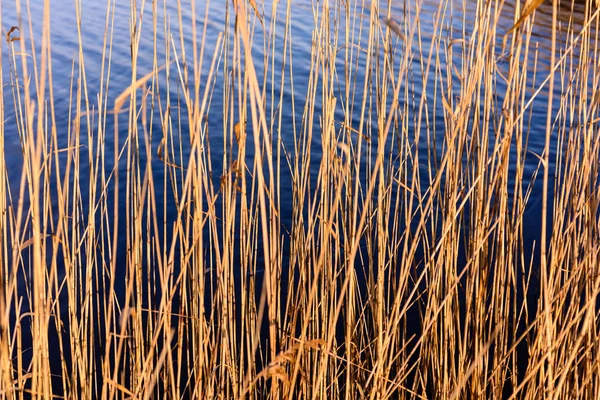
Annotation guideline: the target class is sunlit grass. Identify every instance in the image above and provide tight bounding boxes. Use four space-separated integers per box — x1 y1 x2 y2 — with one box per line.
0 0 599 398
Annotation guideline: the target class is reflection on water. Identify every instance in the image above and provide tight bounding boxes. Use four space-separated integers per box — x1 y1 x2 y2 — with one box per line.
2 0 595 177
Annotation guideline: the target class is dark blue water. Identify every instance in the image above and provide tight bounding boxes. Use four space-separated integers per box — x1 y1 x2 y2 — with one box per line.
2 0 590 223
2 0 585 196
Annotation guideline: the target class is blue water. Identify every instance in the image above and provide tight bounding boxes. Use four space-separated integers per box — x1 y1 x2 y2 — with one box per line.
2 1 580 181
2 0 589 217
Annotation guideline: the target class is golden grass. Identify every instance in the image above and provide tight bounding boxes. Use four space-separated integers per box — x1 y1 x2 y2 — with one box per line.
0 0 599 398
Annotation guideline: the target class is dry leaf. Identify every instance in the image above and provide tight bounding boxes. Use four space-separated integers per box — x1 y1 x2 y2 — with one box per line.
234 122 244 144
157 137 165 161
114 61 173 113
384 18 405 41
506 0 546 36
249 0 264 28
6 26 20 43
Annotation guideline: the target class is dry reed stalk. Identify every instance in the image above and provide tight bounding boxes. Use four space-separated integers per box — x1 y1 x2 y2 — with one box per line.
0 0 599 398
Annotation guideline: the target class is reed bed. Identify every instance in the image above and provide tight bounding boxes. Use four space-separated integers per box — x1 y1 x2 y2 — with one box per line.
0 0 599 398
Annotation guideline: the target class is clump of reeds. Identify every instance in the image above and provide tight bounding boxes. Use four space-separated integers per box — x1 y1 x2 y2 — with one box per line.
1 0 599 398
